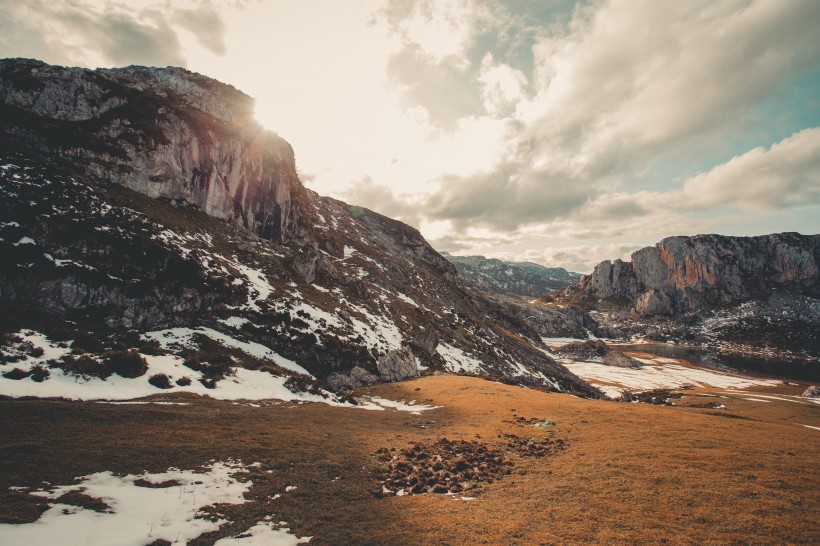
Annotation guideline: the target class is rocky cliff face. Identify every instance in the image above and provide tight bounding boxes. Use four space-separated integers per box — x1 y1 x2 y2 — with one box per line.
580 233 819 317
0 58 310 243
0 59 601 398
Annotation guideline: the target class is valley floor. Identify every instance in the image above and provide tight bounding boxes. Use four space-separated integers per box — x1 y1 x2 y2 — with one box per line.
1 371 818 545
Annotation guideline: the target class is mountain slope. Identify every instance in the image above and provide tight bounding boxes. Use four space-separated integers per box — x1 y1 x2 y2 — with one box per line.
0 59 600 398
441 252 580 298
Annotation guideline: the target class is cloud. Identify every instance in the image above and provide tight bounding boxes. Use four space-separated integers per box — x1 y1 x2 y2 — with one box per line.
0 0 231 68
521 243 645 274
379 0 820 238
679 127 820 211
341 177 424 228
173 3 228 56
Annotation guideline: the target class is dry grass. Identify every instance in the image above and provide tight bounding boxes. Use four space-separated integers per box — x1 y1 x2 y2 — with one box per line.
0 376 817 545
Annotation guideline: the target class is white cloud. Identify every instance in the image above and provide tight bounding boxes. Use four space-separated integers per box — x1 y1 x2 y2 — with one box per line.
680 127 820 210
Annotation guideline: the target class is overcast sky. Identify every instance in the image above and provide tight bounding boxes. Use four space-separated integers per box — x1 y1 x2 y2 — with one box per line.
1 0 818 272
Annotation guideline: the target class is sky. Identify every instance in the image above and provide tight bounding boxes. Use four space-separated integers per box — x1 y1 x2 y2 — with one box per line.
1 0 819 272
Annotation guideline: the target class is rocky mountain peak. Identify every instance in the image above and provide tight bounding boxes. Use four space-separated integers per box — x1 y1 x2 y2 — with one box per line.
579 232 819 317
0 58 310 243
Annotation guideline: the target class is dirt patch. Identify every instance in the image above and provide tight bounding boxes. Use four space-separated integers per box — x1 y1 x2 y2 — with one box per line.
133 478 182 488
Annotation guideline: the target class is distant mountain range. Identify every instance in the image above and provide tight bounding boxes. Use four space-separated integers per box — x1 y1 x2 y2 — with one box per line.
441 252 581 298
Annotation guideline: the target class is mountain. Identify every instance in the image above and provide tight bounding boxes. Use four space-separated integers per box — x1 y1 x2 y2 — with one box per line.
441 252 580 298
544 233 820 369
0 58 600 398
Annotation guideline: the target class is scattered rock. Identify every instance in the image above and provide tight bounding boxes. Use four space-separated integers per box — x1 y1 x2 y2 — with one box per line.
374 434 566 497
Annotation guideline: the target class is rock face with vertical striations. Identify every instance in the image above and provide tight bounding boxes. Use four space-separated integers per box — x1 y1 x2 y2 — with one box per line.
0 58 311 243
579 233 819 317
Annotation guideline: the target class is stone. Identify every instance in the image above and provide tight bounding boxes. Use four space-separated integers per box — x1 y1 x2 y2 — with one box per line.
602 351 643 369
554 340 609 361
377 347 419 382
0 58 312 244
802 386 820 398
349 366 378 386
409 329 440 357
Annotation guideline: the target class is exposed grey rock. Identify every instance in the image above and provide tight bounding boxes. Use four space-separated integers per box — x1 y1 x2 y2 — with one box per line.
377 347 419 382
802 386 820 398
554 340 610 361
349 366 378 386
326 372 354 391
0 58 312 244
602 352 643 369
409 329 440 357
580 233 819 317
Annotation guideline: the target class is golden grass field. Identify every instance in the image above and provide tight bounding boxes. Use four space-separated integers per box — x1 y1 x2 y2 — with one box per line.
1 372 818 545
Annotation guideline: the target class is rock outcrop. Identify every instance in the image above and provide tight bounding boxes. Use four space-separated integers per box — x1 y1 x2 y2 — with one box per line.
553 340 642 368
0 58 311 243
579 233 819 317
377 347 419 382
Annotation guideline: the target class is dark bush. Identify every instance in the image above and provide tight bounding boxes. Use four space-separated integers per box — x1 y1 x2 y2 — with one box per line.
54 354 111 379
199 377 217 389
103 350 148 378
3 368 30 380
284 374 326 397
175 376 192 386
70 333 109 353
30 364 49 382
148 373 172 389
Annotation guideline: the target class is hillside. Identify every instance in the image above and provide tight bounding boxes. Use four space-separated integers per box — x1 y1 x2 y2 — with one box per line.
441 252 580 298
0 58 598 397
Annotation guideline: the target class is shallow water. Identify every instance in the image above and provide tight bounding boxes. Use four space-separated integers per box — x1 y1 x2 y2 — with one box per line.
619 342 820 381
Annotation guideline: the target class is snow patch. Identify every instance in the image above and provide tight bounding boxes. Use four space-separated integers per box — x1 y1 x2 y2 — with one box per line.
0 461 255 546
562 358 779 395
437 343 483 373
214 521 311 545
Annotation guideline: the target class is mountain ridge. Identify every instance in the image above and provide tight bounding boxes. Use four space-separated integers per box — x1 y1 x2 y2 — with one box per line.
441 252 580 298
0 58 600 398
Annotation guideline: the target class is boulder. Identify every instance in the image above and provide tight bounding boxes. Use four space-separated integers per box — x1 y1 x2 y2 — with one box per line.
326 366 379 392
350 366 378 386
553 340 609 361
409 329 440 357
802 385 820 398
602 352 643 369
377 347 419 382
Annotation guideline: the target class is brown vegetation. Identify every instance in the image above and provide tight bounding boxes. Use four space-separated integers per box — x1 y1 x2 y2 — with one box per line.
0 376 817 544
